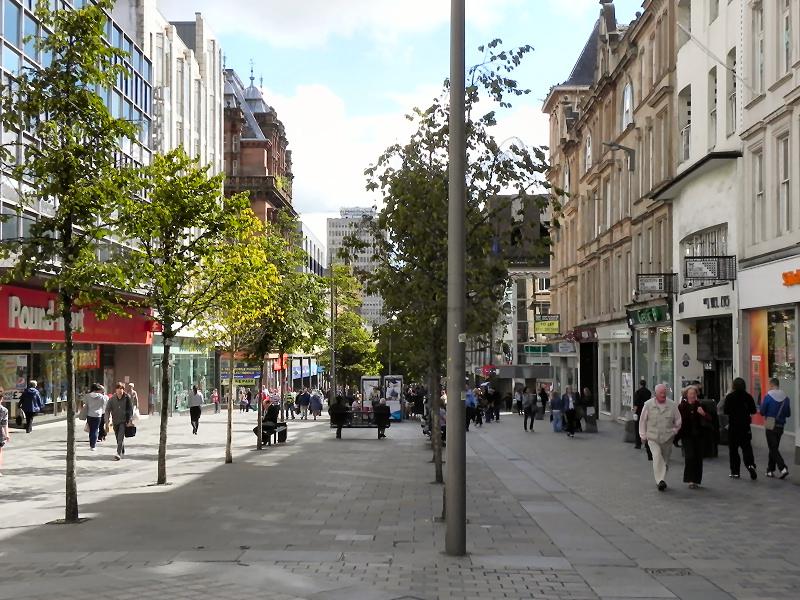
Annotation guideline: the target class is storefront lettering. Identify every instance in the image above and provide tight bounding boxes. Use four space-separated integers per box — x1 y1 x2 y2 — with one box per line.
702 295 730 309
8 296 85 332
782 269 800 286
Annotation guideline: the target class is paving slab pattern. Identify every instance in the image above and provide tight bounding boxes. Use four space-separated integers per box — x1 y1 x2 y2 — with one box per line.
1 409 798 599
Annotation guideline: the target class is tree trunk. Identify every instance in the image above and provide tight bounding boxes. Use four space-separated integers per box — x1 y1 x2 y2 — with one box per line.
257 355 265 450
428 352 443 484
279 349 286 422
62 295 79 522
226 335 235 464
156 331 172 484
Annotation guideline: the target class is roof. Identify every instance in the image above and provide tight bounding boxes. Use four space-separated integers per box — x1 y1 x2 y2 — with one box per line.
563 20 599 86
223 68 268 141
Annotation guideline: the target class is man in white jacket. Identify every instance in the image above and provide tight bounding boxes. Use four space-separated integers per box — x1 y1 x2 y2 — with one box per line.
639 384 682 491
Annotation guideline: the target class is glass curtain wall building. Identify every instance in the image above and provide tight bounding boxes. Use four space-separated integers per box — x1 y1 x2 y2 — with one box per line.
0 0 154 422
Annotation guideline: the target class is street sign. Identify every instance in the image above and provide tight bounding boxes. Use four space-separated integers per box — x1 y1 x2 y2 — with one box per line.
684 256 737 281
534 314 560 334
636 273 677 294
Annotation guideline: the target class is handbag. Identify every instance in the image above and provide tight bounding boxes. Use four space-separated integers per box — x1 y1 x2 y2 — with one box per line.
764 399 787 431
124 424 137 438
78 403 87 421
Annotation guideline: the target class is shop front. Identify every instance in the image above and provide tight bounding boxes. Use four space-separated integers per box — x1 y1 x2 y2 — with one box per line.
739 257 799 464
550 339 578 396
628 304 674 398
150 333 216 413
0 284 153 425
595 323 632 420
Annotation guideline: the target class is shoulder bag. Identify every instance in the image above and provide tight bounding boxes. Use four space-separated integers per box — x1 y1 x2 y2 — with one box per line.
764 399 787 431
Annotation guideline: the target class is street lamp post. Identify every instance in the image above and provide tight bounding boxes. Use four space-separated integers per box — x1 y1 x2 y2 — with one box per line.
388 314 398 375
446 0 467 557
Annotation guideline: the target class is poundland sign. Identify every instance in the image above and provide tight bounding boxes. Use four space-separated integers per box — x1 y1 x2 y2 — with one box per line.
9 295 85 332
0 285 152 345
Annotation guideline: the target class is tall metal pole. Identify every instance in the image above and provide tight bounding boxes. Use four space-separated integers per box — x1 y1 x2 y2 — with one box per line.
329 268 337 406
445 0 466 557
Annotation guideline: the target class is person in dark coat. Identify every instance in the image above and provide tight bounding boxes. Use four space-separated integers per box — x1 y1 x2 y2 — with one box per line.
538 386 548 415
18 380 43 433
723 377 758 479
373 398 391 439
633 380 652 458
329 396 348 439
676 385 712 488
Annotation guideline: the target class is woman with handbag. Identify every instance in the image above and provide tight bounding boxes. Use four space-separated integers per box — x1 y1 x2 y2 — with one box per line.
676 385 712 489
760 378 791 479
82 383 107 451
105 382 134 461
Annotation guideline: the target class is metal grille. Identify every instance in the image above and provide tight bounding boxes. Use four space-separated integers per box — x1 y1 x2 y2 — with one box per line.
683 255 737 281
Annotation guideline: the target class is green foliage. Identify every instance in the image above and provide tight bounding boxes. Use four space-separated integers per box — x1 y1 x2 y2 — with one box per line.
318 265 380 386
119 148 255 338
346 40 550 377
0 0 139 310
247 214 328 361
0 0 142 522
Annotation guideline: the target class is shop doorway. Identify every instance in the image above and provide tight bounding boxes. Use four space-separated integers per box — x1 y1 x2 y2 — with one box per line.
696 316 733 402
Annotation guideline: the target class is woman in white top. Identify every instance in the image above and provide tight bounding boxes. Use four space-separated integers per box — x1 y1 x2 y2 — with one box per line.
188 385 204 434
83 383 107 450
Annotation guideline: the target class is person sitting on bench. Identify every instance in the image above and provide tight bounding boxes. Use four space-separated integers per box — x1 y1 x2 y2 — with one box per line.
374 398 391 439
263 399 279 444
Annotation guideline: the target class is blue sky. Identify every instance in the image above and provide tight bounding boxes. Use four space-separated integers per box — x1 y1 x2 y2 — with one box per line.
158 0 643 242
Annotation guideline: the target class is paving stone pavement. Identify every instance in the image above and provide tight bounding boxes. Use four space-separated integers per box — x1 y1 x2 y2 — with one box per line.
0 408 798 599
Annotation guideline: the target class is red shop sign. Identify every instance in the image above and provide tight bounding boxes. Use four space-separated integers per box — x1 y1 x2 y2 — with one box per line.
0 285 152 345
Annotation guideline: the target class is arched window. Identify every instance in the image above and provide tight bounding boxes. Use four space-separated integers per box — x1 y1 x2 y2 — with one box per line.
563 161 571 196
621 83 634 129
584 134 593 173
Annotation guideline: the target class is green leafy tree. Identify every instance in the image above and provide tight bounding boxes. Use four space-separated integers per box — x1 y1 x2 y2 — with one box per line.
345 40 550 482
200 214 281 464
118 147 257 483
246 216 327 447
318 265 380 389
0 0 140 522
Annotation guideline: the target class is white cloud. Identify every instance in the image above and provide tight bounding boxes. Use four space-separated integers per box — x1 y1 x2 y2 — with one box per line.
157 0 521 48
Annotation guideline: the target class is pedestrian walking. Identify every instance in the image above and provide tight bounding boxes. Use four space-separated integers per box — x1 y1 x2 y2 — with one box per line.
522 386 535 432
760 378 791 479
562 386 579 437
105 382 134 460
549 389 563 432
514 387 523 415
18 380 43 433
211 388 220 414
374 398 390 439
245 389 253 412
82 383 107 451
297 388 311 420
329 396 348 439
723 377 758 480
126 382 139 415
638 383 681 491
633 380 652 459
538 386 548 416
310 389 323 420
239 389 246 412
676 385 712 489
465 387 476 431
0 400 9 475
188 385 203 434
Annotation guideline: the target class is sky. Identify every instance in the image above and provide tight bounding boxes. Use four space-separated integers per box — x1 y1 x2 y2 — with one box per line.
157 0 643 244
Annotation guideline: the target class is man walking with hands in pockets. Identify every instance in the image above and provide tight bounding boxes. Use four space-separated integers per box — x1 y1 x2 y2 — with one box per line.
639 383 681 491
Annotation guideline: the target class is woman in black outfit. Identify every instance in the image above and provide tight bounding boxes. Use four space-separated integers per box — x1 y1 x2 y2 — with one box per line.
723 377 758 479
677 385 712 489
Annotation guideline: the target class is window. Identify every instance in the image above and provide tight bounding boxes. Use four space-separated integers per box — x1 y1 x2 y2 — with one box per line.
781 0 792 75
752 150 764 244
710 0 719 23
678 85 691 162
563 161 570 196
621 83 634 129
753 3 765 94
604 178 612 230
584 133 592 173
778 135 791 235
682 225 728 257
4 0 20 46
708 67 717 149
726 48 737 136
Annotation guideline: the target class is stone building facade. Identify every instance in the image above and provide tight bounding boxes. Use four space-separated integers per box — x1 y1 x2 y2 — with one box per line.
544 0 677 418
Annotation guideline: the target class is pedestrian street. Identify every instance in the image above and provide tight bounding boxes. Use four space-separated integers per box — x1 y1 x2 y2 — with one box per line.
1 409 798 600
